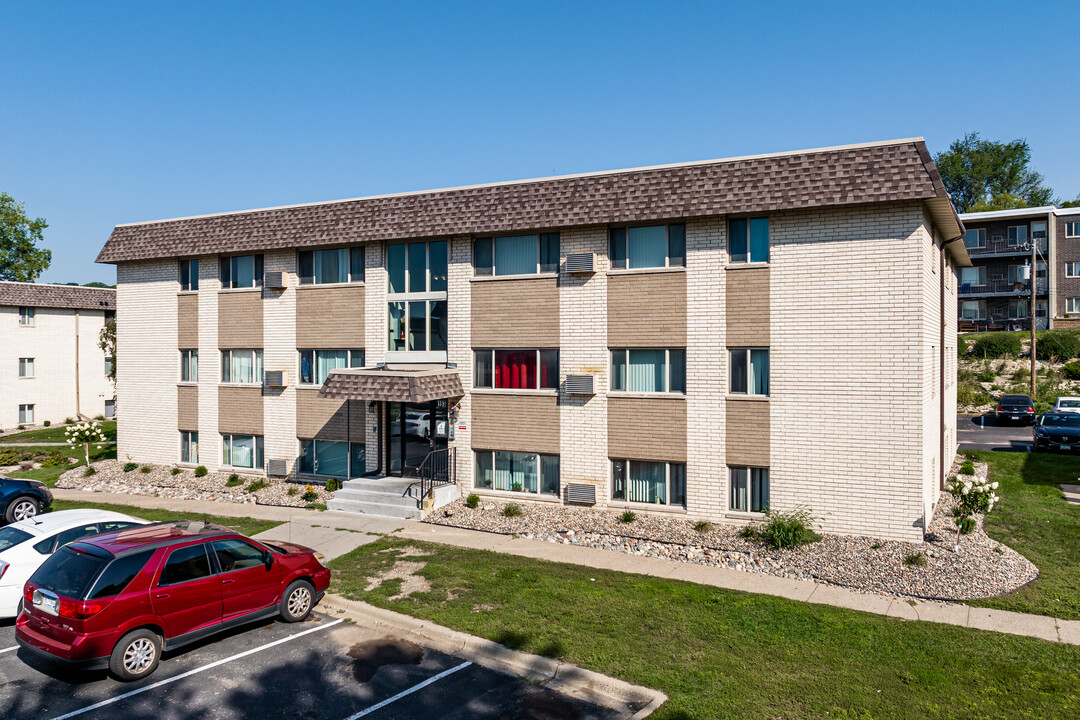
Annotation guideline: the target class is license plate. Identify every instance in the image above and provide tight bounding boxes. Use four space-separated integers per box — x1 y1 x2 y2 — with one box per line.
1062 445 1072 451
1010 415 1019 420
32 590 58 616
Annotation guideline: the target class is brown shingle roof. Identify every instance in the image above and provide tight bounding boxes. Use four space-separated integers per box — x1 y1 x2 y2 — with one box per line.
318 368 464 403
98 138 961 263
0 281 116 311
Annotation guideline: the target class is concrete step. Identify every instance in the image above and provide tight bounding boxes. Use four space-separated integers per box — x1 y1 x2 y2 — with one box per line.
326 497 423 520
332 487 419 508
339 478 417 493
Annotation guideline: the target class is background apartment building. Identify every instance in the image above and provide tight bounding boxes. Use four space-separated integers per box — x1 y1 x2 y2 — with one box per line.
0 282 116 430
98 138 966 542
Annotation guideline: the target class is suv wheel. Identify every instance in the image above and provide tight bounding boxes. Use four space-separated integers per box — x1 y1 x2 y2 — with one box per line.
5 496 40 523
109 629 162 682
280 580 315 622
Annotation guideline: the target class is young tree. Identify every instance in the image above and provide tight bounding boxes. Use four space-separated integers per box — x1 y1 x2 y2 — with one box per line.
0 192 51 281
66 421 107 467
934 133 1058 213
99 320 116 381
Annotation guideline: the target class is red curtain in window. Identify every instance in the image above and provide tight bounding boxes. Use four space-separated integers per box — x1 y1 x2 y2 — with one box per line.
494 350 536 389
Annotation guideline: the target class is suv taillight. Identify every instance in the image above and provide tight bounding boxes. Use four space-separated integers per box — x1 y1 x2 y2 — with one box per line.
998 407 1005 412
23 584 34 604
57 598 104 621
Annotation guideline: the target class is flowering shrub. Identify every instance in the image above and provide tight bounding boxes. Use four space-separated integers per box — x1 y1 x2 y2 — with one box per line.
65 421 107 467
948 469 999 544
301 485 318 502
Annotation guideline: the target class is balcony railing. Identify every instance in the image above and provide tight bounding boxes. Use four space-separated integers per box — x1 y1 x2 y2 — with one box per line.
965 236 1048 256
959 279 1048 296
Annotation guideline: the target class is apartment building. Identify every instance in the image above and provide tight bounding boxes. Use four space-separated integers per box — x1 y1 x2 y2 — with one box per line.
0 282 116 430
1051 207 1080 327
97 138 967 542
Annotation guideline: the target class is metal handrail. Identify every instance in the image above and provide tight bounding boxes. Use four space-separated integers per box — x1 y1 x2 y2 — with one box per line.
407 447 456 507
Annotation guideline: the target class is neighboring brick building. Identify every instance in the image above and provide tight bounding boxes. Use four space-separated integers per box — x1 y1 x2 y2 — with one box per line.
1053 207 1080 327
0 281 116 430
97 138 967 542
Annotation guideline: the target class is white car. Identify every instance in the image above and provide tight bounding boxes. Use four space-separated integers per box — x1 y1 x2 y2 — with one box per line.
0 509 148 618
405 411 431 438
1053 397 1080 414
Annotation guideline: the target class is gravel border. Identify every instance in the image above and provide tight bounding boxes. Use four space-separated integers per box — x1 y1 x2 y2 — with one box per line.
56 459 333 508
424 460 1038 602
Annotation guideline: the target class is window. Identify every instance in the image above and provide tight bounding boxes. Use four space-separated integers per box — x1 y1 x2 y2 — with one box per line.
105 356 113 377
1007 264 1038 283
222 434 264 469
54 524 101 550
960 266 986 287
298 439 365 478
1068 298 1080 314
609 224 685 270
179 259 199 291
298 247 364 284
18 404 34 424
729 217 769 263
1007 225 1028 246
611 459 686 507
1067 262 1080 278
87 550 154 600
299 349 364 385
220 349 263 384
1008 299 1029 319
960 300 986 320
474 349 558 390
963 228 986 249
105 399 116 418
18 358 34 378
181 431 198 464
729 348 769 396
610 349 685 393
104 310 116 324
28 547 107 599
1032 221 1047 239
211 539 266 573
160 544 213 586
730 467 769 513
1036 299 1048 318
19 307 34 326
180 350 198 383
219 254 264 289
474 233 559 276
474 450 560 496
1067 221 1080 239
387 241 447 354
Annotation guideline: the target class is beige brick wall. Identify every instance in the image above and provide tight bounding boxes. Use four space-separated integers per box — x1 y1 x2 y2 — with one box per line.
725 267 769 346
447 236 473 484
218 291 263 348
471 277 558 347
607 271 687 346
263 250 297 474
471 393 560 454
197 256 220 469
608 396 686 462
725 399 769 467
296 285 364 348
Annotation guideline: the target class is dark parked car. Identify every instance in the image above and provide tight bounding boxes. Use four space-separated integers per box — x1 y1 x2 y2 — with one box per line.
16 520 330 681
1033 412 1080 453
996 395 1036 425
1 476 53 524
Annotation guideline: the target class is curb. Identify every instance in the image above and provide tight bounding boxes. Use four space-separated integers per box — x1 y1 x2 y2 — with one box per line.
319 593 667 719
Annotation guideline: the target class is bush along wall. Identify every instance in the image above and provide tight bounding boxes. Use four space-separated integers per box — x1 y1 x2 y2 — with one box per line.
970 333 1022 358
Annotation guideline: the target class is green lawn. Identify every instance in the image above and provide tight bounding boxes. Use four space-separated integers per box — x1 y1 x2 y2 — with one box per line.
0 420 116 444
49 499 281 537
5 443 116 487
966 450 1080 620
330 537 1080 720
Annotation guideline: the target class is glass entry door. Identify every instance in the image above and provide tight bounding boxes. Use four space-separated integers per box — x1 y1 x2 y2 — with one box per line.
385 400 448 477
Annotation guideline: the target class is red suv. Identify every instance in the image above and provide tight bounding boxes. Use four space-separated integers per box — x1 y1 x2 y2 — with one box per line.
15 520 330 681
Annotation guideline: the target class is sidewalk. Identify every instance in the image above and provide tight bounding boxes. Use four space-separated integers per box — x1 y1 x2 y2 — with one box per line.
51 489 1080 646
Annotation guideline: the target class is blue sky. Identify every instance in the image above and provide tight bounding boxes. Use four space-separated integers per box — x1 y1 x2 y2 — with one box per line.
2 0 1077 284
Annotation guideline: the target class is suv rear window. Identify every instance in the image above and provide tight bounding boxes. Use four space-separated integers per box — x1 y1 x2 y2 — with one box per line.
29 546 111 600
87 550 154 600
0 526 32 553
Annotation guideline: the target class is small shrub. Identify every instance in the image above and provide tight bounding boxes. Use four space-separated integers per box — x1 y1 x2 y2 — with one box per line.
64 417 75 424
82 466 97 477
225 475 243 487
122 462 138 472
1012 366 1031 382
139 464 153 473
325 478 341 492
17 425 25 430
40 451 68 468
971 333 1022 359
1063 361 1080 381
620 510 636 523
1036 331 1080 361
976 361 995 383
957 382 990 407
301 484 318 502
870 541 883 550
503 503 523 518
904 553 928 567
738 525 757 540
194 465 208 477
692 520 714 533
93 414 105 421
465 494 480 509
758 508 821 549
170 467 182 476
959 460 976 475
287 486 298 496
994 545 1004 554
0 448 20 466
43 420 51 427
960 517 977 535
246 479 269 493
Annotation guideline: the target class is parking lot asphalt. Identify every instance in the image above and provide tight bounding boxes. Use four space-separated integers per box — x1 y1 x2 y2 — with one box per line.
957 414 1034 452
0 613 615 720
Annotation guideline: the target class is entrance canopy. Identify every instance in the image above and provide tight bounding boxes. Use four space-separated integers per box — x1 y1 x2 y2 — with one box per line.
318 366 464 403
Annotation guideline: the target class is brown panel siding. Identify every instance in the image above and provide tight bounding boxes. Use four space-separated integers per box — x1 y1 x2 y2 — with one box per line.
218 291 263 347
218 386 264 435
607 271 687 346
470 393 559 454
177 294 199 348
177 385 198 430
607 396 687 462
296 285 365 348
295 388 367 441
726 267 770 346
725 399 770 467
471 278 559 347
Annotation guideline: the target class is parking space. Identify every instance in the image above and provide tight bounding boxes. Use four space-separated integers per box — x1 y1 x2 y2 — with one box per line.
0 613 615 720
957 414 1034 452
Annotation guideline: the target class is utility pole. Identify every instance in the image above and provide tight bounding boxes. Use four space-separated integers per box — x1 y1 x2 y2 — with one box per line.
1030 236 1037 399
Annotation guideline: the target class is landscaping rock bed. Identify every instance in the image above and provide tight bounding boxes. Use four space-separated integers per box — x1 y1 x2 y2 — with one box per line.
56 460 332 509
425 460 1038 601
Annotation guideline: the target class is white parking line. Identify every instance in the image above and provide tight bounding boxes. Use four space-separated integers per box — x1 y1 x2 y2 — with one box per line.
50 618 343 720
0 646 18 655
344 660 473 719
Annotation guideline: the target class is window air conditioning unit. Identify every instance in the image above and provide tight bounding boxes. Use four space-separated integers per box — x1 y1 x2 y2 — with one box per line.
264 370 287 388
566 483 597 505
565 253 595 273
565 375 595 395
266 459 288 476
264 271 286 289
